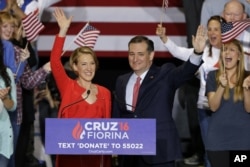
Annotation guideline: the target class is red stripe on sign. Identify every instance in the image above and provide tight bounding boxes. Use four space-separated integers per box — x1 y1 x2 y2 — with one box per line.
41 22 186 36
38 51 173 58
53 0 182 7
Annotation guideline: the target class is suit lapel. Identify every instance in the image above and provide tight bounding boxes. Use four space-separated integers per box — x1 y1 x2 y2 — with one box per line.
136 65 157 107
120 73 133 109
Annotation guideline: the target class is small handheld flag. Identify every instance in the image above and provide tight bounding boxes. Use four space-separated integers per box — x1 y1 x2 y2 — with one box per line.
74 24 100 48
22 9 45 42
160 0 169 25
221 19 250 43
164 0 169 8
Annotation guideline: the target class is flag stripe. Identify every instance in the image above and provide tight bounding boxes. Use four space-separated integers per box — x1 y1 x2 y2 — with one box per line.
41 22 186 35
42 7 185 23
37 35 186 57
53 0 182 7
38 51 173 58
22 10 45 41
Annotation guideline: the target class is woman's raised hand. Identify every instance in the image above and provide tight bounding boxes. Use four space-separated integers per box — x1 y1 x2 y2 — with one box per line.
53 7 73 37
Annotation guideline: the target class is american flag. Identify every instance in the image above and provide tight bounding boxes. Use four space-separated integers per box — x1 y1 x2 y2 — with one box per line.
38 0 184 58
22 9 45 42
164 0 169 8
221 19 250 43
74 23 100 48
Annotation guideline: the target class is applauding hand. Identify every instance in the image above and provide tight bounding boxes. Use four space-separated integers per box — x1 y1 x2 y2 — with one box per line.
243 75 250 90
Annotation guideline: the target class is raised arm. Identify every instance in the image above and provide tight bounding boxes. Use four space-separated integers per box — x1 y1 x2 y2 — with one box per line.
50 8 73 94
156 24 193 61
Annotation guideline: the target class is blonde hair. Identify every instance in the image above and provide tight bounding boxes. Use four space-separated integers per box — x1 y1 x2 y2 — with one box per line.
11 15 23 41
0 12 15 39
0 12 15 24
216 39 246 102
69 46 99 75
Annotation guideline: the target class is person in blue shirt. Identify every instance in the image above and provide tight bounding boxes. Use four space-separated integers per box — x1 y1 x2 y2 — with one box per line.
0 12 28 82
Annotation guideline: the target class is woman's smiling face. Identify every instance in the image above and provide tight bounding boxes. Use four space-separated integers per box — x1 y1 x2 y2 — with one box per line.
0 19 15 40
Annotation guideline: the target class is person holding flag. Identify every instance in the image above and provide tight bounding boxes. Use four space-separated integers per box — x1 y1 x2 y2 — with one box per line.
206 39 250 167
156 15 223 167
51 7 111 167
220 0 250 71
112 18 205 167
1 1 51 167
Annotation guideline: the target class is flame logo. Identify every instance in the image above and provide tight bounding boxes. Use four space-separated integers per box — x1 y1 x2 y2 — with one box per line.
72 121 84 140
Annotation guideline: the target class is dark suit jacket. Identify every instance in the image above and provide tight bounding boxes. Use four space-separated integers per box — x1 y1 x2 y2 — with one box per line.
112 59 200 165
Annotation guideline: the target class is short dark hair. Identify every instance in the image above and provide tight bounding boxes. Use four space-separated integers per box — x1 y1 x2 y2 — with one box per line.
207 15 225 27
128 35 154 53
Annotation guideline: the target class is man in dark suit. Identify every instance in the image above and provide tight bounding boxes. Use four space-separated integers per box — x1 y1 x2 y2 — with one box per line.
112 31 206 167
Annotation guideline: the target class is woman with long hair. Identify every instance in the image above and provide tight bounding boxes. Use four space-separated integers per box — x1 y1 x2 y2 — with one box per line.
0 39 17 167
206 39 250 167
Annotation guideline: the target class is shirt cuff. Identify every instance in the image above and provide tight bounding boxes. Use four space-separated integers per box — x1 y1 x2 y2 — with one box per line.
189 53 202 65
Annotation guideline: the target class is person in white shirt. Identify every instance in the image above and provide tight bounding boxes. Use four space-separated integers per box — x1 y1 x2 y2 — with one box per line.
156 15 222 167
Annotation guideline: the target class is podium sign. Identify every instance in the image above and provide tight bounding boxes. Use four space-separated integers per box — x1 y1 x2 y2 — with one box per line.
45 118 156 155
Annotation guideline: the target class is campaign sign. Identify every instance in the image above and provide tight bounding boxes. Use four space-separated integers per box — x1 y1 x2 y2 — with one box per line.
45 118 156 155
